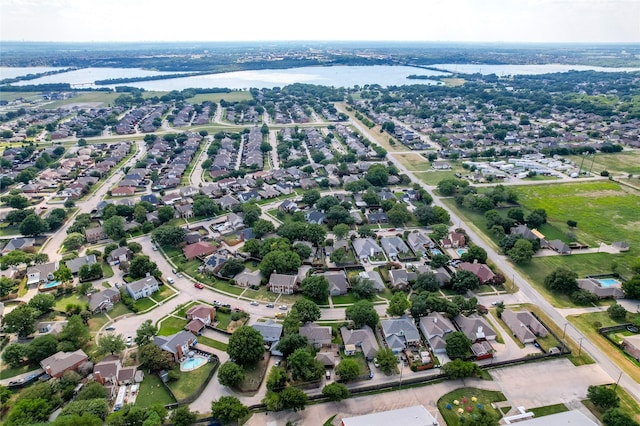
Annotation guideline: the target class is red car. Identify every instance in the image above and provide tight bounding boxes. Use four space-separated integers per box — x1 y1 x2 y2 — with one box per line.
194 283 204 289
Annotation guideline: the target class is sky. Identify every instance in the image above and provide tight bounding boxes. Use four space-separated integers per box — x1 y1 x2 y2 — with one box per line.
1 0 639 43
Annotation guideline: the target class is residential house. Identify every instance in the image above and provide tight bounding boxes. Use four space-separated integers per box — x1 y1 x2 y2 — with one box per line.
185 305 216 335
215 195 240 210
323 271 349 296
88 288 121 313
305 211 326 225
26 261 59 286
299 323 332 348
93 355 139 387
546 239 571 255
388 268 416 290
352 238 384 262
366 211 388 224
107 247 132 265
358 270 386 292
380 316 421 353
40 349 88 378
340 326 380 360
622 334 640 361
279 199 298 213
457 261 496 284
578 278 625 299
612 241 630 252
380 236 412 260
226 213 244 230
180 186 199 197
234 270 262 287
174 204 193 219
183 242 216 260
501 309 547 344
125 275 159 300
202 253 228 274
153 330 196 361
407 231 432 255
268 274 298 294
441 232 466 249
454 314 497 342
140 194 159 205
1 237 35 254
252 319 283 344
85 226 107 244
419 312 455 354
111 187 136 197
511 224 539 241
65 255 97 275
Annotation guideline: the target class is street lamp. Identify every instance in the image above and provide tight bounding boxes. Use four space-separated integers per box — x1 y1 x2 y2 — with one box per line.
614 370 623 390
562 323 568 339
578 337 584 356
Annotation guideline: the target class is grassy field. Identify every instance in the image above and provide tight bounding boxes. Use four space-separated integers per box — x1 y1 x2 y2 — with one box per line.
331 294 359 305
0 363 39 380
54 293 87 312
43 92 122 108
136 373 176 407
437 388 506 426
566 152 640 176
242 286 279 302
567 310 640 383
197 335 228 351
529 403 568 417
186 91 253 104
133 297 156 312
414 170 463 185
158 317 188 336
150 285 175 303
393 153 435 172
168 361 215 401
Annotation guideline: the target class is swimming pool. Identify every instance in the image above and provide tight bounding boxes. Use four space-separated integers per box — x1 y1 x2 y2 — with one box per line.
431 248 442 255
597 278 621 287
180 356 207 372
456 248 468 256
39 281 62 291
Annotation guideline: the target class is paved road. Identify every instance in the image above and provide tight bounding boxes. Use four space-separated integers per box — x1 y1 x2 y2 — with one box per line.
189 135 212 188
339 107 640 403
268 130 280 169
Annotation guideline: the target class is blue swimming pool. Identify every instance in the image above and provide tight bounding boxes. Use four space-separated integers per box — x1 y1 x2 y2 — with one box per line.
456 248 468 255
181 356 207 371
431 249 442 255
597 278 621 287
39 281 61 290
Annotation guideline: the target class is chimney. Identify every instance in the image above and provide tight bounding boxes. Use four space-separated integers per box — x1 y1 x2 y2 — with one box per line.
433 317 438 323
473 259 478 264
146 272 150 277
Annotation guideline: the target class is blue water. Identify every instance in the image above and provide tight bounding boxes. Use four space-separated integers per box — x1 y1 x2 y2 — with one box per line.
431 249 442 255
456 248 467 255
41 281 61 289
597 278 620 287
181 357 206 370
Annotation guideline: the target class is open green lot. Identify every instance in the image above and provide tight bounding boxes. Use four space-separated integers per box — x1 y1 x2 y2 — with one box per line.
158 317 188 336
566 152 640 176
393 153 435 172
186 91 253 104
54 293 88 312
568 310 640 383
437 388 506 426
136 372 176 407
150 285 175 303
168 361 215 401
414 170 463 186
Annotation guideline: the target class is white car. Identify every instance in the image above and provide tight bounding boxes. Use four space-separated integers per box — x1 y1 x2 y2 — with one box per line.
250 301 259 306
126 336 132 346
279 305 288 310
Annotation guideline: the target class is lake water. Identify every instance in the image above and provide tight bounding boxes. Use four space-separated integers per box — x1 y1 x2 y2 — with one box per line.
430 63 640 76
0 66 65 79
2 63 638 90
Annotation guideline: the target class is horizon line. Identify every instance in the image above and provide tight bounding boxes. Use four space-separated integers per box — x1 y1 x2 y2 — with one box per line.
2 40 640 45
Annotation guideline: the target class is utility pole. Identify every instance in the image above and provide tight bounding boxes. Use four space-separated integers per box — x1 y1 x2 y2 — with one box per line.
589 153 596 175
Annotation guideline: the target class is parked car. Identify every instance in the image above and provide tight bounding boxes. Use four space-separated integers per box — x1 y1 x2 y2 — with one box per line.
250 301 259 306
325 370 331 379
279 305 288 310
266 303 275 308
194 283 204 289
152 246 158 251
105 326 116 331
126 336 132 346
177 273 183 278
274 360 281 367
275 312 286 319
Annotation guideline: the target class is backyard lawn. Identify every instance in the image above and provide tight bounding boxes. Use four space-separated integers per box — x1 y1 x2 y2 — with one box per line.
151 285 175 303
133 297 156 312
0 363 39 380
196 335 228 351
88 313 110 332
136 373 176 407
54 293 88 312
331 294 359 305
168 361 215 401
238 357 269 393
437 388 506 426
158 317 188 336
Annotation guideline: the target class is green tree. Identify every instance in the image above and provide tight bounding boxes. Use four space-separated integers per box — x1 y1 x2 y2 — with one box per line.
227 326 264 366
350 276 376 300
335 358 360 382
58 315 90 350
587 385 620 410
602 408 639 426
460 244 488 263
292 298 321 323
607 303 627 321
53 264 73 283
138 343 175 371
445 332 472 358
301 189 321 206
103 215 125 240
135 320 158 346
387 203 412 226
128 255 158 279
28 293 55 314
75 382 108 401
0 276 15 297
241 202 261 227
3 304 37 338
266 366 288 392
275 334 308 358
441 359 482 379
280 386 308 412
98 333 126 355
544 267 579 294
386 292 410 317
346 300 379 328
288 348 323 381
414 272 440 293
211 396 249 423
375 347 397 374
26 334 58 363
19 213 49 236
169 406 197 426
7 398 52 425
332 223 350 240
365 164 389 186
253 219 275 238
156 206 175 223
259 250 301 278
322 382 350 401
151 225 186 246
507 238 535 263
63 233 86 251
292 243 312 260
301 275 329 303
450 270 480 294
431 223 450 241
622 275 640 299
316 195 340 211
59 399 109 420
2 343 26 368
217 361 245 388
0 385 13 404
